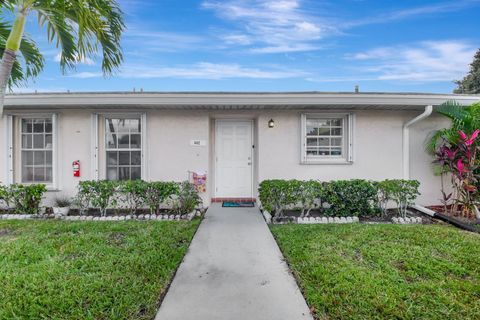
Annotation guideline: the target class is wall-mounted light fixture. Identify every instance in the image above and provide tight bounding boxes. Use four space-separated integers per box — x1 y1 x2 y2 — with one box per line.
268 119 275 128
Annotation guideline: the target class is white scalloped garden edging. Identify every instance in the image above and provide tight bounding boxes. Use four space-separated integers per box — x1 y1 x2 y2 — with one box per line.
0 211 197 222
391 217 422 224
297 216 360 224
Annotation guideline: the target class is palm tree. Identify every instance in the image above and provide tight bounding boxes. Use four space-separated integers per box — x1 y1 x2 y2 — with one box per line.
0 0 125 114
426 101 480 154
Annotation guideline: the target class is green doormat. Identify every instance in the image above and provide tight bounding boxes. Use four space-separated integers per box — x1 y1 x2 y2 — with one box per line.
222 201 255 208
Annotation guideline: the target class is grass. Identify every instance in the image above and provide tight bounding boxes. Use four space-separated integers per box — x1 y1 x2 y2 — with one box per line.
271 224 480 320
0 219 200 320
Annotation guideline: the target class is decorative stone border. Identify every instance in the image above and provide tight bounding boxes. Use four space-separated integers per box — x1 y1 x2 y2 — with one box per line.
261 210 360 224
391 217 422 224
297 216 360 224
0 211 198 221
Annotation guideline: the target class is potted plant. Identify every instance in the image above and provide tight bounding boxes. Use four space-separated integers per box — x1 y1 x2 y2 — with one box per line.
53 196 72 216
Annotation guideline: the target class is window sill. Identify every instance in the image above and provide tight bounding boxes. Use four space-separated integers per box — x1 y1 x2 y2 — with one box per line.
300 159 353 165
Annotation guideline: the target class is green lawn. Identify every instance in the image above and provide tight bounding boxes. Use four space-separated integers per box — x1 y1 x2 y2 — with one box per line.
0 219 200 320
271 224 480 320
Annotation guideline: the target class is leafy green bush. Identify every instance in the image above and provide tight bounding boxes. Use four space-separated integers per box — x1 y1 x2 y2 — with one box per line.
143 181 179 214
171 181 202 215
77 180 118 216
323 180 378 217
259 179 420 218
9 184 47 214
258 180 297 217
119 180 148 214
0 184 11 208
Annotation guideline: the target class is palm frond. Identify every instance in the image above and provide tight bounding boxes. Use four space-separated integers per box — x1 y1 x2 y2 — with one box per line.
32 0 124 75
0 19 44 88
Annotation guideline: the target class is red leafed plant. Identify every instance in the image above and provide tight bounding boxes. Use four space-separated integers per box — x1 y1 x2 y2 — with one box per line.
434 130 480 218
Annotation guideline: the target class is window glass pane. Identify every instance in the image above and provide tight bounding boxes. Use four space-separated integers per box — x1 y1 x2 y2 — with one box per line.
105 117 142 181
106 119 118 134
34 151 45 165
319 138 329 146
22 151 33 166
130 134 141 148
118 134 130 149
117 119 131 133
33 119 44 133
131 167 141 180
45 134 53 149
306 126 318 136
107 151 118 165
331 128 342 136
331 138 342 146
118 167 130 180
317 127 330 135
331 148 342 156
119 151 130 165
22 134 32 149
21 117 54 183
33 134 44 148
106 134 117 148
45 168 53 181
107 167 118 180
34 168 45 181
330 119 342 126
22 167 34 182
318 148 330 156
306 138 317 147
46 151 52 164
22 119 32 133
305 116 347 160
45 120 52 133
131 151 141 165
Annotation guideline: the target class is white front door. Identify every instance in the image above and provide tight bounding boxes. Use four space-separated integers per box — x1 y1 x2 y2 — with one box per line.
215 120 253 198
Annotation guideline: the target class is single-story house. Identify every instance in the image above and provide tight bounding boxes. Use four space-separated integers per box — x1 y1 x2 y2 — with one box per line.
1 92 479 206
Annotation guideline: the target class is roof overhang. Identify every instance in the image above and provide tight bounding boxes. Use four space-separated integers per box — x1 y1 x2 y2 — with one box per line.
4 92 480 111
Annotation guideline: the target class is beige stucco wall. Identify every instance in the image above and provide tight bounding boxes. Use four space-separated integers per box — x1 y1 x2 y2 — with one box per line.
256 110 446 205
1 108 448 207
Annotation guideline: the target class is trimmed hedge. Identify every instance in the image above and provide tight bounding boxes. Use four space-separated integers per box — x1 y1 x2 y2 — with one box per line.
75 180 202 216
0 184 47 214
259 179 420 218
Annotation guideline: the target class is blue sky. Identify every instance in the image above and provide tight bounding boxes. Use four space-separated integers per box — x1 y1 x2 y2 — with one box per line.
14 0 480 93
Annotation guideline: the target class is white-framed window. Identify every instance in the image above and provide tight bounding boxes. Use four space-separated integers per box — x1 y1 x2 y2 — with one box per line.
20 115 57 184
301 113 354 164
105 117 143 180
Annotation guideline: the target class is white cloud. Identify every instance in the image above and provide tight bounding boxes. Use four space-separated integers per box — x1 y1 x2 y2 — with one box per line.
202 0 335 53
348 40 477 81
69 62 307 80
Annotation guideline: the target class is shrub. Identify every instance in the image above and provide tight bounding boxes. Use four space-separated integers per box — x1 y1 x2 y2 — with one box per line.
258 180 298 217
323 180 378 217
143 181 179 214
388 179 420 218
375 179 420 217
119 180 148 214
9 184 47 214
75 181 95 215
0 184 11 208
171 181 202 215
295 180 323 217
77 180 118 216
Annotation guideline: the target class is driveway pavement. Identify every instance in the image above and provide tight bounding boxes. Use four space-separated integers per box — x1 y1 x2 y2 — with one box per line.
155 203 313 320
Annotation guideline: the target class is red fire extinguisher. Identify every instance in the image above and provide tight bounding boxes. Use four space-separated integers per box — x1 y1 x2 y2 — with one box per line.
73 160 80 177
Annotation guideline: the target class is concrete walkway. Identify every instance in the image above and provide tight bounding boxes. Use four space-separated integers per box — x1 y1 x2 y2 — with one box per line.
155 204 313 320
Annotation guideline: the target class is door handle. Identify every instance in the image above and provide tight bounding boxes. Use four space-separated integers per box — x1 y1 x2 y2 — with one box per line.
247 162 252 166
